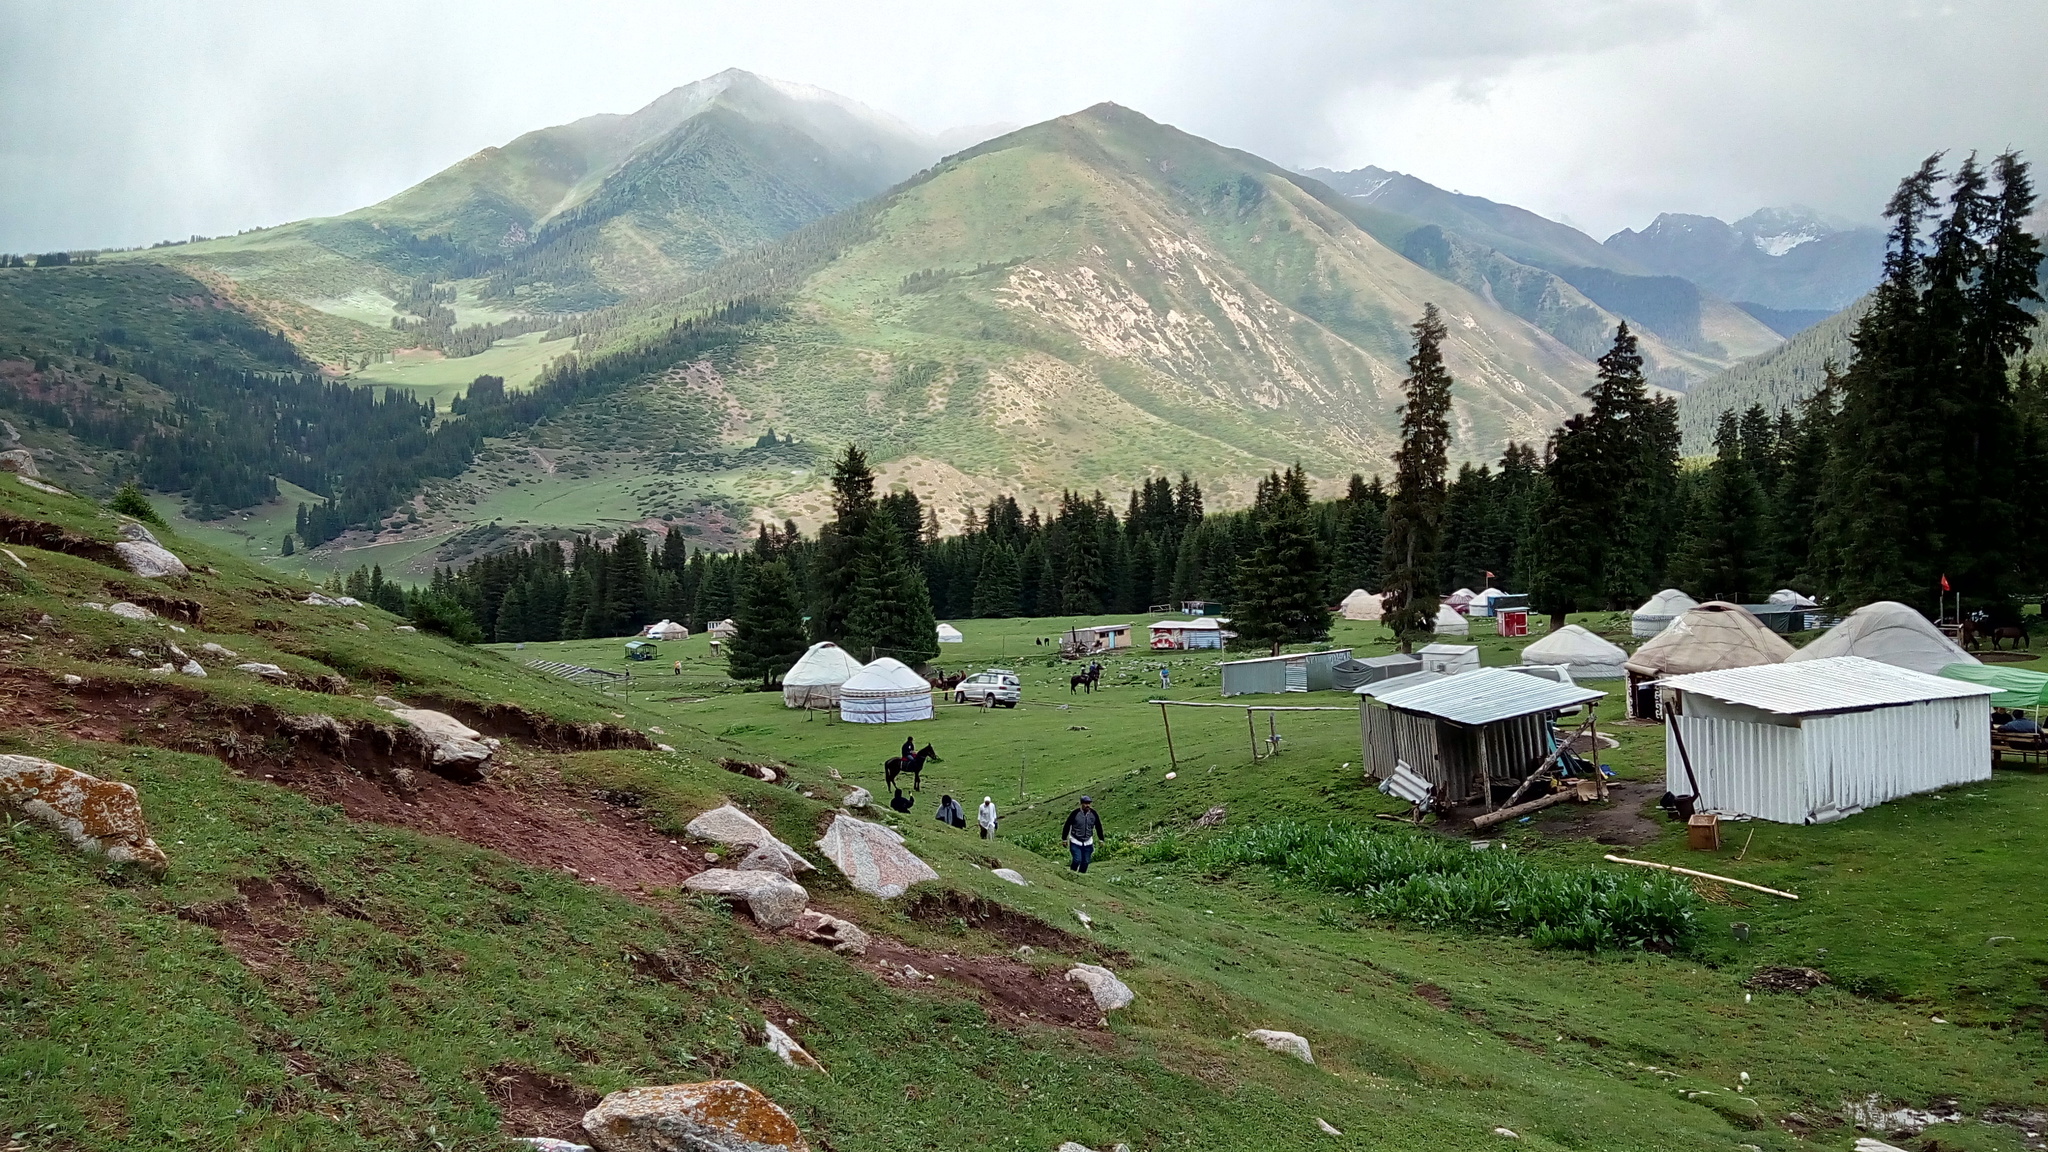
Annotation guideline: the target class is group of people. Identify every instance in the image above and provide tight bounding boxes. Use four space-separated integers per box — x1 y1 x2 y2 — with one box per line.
1992 709 2040 735
884 735 1105 873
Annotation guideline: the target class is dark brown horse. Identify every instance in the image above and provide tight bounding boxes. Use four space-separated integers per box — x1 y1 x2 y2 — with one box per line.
1069 665 1102 693
1991 622 2032 650
885 743 941 791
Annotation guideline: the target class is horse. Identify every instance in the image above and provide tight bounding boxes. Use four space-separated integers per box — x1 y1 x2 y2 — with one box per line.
1992 622 2032 650
885 743 941 792
1069 665 1102 694
1958 620 1982 651
928 670 966 691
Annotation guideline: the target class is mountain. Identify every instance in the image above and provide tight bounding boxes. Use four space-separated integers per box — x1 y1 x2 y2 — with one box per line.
1603 207 1886 313
140 70 949 319
1678 296 1868 448
1299 166 1782 389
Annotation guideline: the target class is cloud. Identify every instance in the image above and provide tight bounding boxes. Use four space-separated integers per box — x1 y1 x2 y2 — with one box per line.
0 0 2041 251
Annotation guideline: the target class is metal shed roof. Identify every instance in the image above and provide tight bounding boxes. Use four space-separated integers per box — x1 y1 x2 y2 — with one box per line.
1661 655 1998 715
1371 666 1604 724
1222 649 1350 666
1352 670 1447 699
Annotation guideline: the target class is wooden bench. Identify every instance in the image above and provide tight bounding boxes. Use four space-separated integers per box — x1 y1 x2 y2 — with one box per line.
1992 732 2048 766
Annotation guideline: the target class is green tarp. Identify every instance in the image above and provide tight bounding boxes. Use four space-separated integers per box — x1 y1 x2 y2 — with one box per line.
1940 662 2048 707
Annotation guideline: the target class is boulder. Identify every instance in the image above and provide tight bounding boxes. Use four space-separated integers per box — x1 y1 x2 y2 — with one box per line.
118 522 159 545
0 448 39 477
785 909 870 955
107 601 154 621
685 804 811 874
394 624 417 633
1065 964 1134 1011
386 707 493 778
303 592 363 608
59 674 82 687
814 813 938 899
761 1022 824 1072
683 869 809 930
1244 1029 1314 1064
0 755 168 872
735 845 796 877
178 659 207 677
113 540 190 579
235 662 289 680
581 1081 808 1152
841 787 872 809
200 642 239 659
991 868 1029 887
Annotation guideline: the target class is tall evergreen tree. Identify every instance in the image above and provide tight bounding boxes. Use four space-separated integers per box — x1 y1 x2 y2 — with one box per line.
1383 304 1455 651
843 514 940 665
972 542 1021 617
727 560 808 687
1336 473 1387 594
813 445 876 641
1233 465 1332 654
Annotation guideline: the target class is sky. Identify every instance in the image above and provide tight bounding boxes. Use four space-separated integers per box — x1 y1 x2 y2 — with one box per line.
3 0 2043 253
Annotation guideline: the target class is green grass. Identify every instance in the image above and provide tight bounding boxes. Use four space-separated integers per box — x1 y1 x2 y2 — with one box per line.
352 331 577 401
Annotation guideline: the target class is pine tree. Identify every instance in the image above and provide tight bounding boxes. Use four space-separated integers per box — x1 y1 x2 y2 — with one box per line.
728 560 809 687
813 445 876 641
1336 474 1387 594
1688 411 1768 602
1383 304 1455 651
1233 465 1332 654
843 514 940 666
971 542 1021 617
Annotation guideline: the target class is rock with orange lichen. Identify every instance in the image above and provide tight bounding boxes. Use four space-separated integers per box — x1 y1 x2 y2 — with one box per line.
581 1080 809 1151
0 755 168 873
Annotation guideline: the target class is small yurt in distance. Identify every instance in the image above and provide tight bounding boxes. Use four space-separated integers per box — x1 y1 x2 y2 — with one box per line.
707 618 738 640
838 657 934 723
1632 589 1700 638
1519 624 1628 680
1623 601 1794 718
1768 589 1820 609
1340 589 1384 621
641 619 690 640
935 622 965 644
1433 604 1471 636
1787 600 1977 676
1468 587 1507 617
782 642 866 710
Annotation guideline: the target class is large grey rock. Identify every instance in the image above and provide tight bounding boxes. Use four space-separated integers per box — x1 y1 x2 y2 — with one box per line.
685 804 811 874
581 1080 809 1151
1244 1029 1314 1064
841 787 872 809
118 522 159 545
814 813 938 899
0 448 39 477
200 641 239 659
1065 964 1134 1011
683 869 809 930
785 909 869 955
992 868 1029 886
235 662 289 681
0 754 168 872
735 844 796 877
113 540 189 578
107 601 154 621
178 659 206 678
385 707 492 775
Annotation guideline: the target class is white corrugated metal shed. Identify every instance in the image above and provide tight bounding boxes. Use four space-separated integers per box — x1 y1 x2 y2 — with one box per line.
1352 670 1447 699
1659 655 1996 714
1374 667 1604 725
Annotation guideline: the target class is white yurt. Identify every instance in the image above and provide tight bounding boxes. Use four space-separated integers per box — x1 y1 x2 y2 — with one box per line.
1768 589 1820 609
936 622 965 644
1786 600 1978 676
1519 623 1628 680
641 619 689 640
707 618 738 640
1433 603 1471 636
1468 587 1508 617
1340 589 1384 621
781 641 866 710
837 657 934 723
1631 588 1700 638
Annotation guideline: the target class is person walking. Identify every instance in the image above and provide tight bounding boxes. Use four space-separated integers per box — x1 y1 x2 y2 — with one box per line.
935 794 966 828
672 660 682 676
1062 796 1103 873
977 796 998 839
1159 665 1170 690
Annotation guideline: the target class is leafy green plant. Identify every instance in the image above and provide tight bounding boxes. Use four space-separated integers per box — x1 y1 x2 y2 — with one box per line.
107 481 163 526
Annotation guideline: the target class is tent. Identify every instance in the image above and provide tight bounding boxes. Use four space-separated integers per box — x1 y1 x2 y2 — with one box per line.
1768 589 1819 610
1940 662 2048 708
781 641 866 710
1468 587 1508 617
1444 589 1475 614
1659 656 1994 824
1631 588 1700 638
1623 601 1794 719
838 657 934 723
1433 604 1470 636
707 618 738 640
1519 624 1628 680
1339 589 1384 621
1418 643 1481 675
935 622 965 644
641 619 689 640
1332 653 1421 691
1786 600 1977 677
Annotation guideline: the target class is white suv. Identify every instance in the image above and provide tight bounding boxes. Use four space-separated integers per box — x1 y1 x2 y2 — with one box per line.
954 668 1021 708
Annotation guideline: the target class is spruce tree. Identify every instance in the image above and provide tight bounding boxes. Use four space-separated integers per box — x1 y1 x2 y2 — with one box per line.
972 542 1021 617
1336 474 1387 593
843 514 940 666
1383 304 1454 651
1688 411 1768 602
813 445 876 641
1233 465 1332 654
728 560 809 687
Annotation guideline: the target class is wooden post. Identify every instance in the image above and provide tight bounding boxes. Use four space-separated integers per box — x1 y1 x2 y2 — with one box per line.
1248 708 1261 762
1668 701 1704 800
1159 701 1178 772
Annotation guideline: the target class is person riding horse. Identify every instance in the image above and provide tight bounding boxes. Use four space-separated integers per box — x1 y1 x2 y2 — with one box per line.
885 743 942 791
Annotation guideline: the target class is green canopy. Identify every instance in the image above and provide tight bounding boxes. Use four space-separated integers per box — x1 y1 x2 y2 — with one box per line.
1940 662 2048 707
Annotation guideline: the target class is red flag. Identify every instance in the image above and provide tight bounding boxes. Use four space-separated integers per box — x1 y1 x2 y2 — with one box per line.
1484 571 1495 582
1940 574 1951 592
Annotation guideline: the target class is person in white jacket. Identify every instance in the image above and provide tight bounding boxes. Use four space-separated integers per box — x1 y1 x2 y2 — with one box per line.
977 796 998 839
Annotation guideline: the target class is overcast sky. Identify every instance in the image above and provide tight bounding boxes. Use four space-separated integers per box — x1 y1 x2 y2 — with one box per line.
3 0 2042 253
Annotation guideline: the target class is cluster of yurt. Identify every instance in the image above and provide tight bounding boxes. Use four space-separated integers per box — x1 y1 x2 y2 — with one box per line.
781 642 868 710
639 619 690 640
837 657 935 723
1631 589 1700 637
1624 601 1794 717
1519 624 1627 680
1468 587 1508 616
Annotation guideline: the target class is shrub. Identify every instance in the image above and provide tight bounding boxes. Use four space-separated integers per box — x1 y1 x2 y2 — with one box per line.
108 482 164 526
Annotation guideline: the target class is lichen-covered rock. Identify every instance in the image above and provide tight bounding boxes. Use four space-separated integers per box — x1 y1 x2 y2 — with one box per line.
385 707 492 777
118 522 159 545
0 448 40 477
1245 1029 1314 1064
761 1022 824 1072
514 1140 593 1152
840 787 872 809
814 813 938 899
735 844 796 877
0 755 168 872
113 540 190 578
581 1080 808 1152
685 804 811 873
786 909 869 955
1065 964 1134 1011
683 869 809 929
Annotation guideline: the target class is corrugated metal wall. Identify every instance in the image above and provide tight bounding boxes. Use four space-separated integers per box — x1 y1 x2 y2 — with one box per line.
1665 711 1808 824
1361 704 1398 778
1804 697 1991 813
1221 660 1289 696
1304 650 1353 691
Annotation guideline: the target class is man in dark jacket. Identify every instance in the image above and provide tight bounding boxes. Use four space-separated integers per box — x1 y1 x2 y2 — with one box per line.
889 787 915 813
1062 796 1104 873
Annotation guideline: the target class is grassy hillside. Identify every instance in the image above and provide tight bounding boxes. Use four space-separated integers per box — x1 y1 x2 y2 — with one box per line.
3 472 2045 1150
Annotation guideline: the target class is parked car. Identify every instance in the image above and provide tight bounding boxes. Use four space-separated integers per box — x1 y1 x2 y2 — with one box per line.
954 668 1021 707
